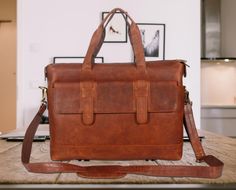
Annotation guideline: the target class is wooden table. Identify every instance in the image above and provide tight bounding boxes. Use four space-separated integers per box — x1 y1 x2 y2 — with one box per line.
0 130 236 189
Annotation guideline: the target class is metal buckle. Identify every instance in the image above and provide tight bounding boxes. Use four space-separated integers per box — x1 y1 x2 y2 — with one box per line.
39 86 47 104
184 87 192 105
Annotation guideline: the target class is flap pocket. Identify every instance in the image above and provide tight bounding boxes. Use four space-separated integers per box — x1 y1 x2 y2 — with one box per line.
54 83 81 113
149 82 184 112
53 81 183 114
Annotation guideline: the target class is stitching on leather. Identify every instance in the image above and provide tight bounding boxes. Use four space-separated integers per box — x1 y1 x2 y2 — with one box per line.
133 80 150 124
80 81 96 125
54 142 183 147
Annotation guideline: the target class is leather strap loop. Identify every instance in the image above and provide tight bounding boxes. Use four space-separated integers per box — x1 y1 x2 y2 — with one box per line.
80 81 96 125
21 100 223 179
134 80 149 124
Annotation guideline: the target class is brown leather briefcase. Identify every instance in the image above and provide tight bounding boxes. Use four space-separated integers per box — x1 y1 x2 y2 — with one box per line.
22 8 223 179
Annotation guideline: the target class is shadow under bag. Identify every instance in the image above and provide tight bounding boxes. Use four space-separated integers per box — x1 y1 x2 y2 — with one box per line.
22 8 223 179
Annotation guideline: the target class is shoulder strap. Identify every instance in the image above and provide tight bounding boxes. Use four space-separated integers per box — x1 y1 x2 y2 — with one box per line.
21 97 223 179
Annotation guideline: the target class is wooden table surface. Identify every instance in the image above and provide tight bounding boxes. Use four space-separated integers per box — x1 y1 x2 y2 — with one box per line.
0 130 236 189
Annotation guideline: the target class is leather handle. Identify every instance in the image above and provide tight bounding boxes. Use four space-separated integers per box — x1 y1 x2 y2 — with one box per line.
82 8 146 71
21 100 223 179
101 8 134 28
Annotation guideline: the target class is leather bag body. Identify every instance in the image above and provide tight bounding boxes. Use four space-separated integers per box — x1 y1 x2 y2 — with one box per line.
45 9 186 161
46 61 185 161
21 8 223 179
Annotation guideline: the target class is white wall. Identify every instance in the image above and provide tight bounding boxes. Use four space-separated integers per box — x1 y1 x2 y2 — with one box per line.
17 0 201 128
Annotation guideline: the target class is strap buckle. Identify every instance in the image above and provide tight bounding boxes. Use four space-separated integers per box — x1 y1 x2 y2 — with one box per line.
184 87 192 105
39 86 47 105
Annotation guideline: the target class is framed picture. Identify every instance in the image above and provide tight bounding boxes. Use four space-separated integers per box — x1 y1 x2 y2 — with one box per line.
137 23 165 60
102 12 127 43
53 56 104 64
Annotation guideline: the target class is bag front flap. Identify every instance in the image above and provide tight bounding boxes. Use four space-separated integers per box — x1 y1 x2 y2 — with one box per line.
53 81 184 114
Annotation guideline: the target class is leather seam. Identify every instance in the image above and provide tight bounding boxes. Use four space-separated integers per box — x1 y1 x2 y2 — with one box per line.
53 142 183 147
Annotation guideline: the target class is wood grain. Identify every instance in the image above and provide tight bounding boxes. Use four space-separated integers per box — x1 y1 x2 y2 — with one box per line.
0 130 235 184
0 140 20 153
0 141 59 184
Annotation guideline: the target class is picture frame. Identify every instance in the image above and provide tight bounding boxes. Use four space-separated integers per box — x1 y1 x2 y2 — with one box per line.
102 12 127 43
53 56 104 64
137 23 165 61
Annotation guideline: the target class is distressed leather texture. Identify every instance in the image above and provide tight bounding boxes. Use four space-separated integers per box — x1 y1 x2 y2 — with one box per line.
45 8 186 161
21 100 224 179
22 8 223 179
46 62 185 161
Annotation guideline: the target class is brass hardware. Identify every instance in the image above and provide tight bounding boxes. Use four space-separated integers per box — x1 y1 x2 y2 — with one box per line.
184 87 192 105
39 86 47 104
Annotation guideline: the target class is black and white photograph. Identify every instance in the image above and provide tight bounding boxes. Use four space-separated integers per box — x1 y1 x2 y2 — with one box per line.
137 23 165 60
102 12 127 43
53 56 104 64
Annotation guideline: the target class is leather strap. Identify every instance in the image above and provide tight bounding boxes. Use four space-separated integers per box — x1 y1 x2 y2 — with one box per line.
133 80 149 124
21 97 223 179
80 81 96 125
82 8 146 71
